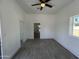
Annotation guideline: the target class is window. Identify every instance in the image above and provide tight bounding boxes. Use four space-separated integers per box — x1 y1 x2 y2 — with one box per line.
70 15 79 37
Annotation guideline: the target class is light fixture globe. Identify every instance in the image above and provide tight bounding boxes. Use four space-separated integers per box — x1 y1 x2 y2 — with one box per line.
41 3 45 7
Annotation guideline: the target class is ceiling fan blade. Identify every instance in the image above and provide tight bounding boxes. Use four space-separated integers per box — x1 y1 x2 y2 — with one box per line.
32 3 40 6
45 0 51 2
39 0 45 3
45 4 52 8
40 7 43 10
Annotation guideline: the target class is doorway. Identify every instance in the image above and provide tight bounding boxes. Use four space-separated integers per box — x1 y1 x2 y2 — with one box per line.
34 23 40 39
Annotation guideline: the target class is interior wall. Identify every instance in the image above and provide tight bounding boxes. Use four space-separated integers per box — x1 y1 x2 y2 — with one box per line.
1 0 79 59
0 0 25 59
23 14 56 39
0 0 56 58
55 0 79 58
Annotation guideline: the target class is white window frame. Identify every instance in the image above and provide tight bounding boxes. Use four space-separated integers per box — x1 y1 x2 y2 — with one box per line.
69 15 79 38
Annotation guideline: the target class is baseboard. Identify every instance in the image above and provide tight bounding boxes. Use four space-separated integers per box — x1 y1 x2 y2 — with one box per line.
52 39 79 59
27 38 34 40
40 38 54 40
27 38 54 40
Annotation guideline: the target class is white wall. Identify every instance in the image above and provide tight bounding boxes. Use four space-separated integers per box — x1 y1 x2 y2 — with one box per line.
0 0 25 59
20 20 25 42
23 14 55 39
55 0 79 58
1 0 79 59
0 0 56 59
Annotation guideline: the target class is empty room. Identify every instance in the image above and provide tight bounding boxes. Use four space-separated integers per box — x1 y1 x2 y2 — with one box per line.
0 0 79 59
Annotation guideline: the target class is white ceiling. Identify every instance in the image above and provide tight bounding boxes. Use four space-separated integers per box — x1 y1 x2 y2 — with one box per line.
16 0 74 14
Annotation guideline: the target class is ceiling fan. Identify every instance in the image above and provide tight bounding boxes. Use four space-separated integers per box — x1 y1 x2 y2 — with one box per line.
32 0 53 10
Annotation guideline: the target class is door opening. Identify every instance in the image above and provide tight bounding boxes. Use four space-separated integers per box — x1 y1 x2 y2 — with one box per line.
34 23 40 39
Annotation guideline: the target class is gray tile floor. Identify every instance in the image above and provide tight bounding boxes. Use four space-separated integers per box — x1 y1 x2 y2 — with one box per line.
13 39 78 59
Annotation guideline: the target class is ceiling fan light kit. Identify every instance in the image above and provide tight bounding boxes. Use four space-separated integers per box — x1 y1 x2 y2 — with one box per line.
41 3 45 7
32 0 53 11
